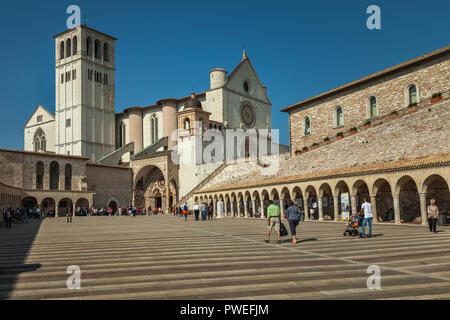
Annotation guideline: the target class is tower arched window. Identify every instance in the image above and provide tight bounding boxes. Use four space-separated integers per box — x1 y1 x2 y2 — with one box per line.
336 106 343 127
104 43 109 62
66 38 71 58
86 37 92 56
154 118 159 142
304 116 311 136
369 96 378 118
94 40 101 59
60 41 65 60
36 161 44 190
408 84 417 105
72 36 78 55
65 164 72 191
49 161 59 190
119 122 126 148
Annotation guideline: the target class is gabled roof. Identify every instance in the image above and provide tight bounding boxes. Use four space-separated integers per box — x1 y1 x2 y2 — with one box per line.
24 105 55 128
281 44 450 113
223 56 272 105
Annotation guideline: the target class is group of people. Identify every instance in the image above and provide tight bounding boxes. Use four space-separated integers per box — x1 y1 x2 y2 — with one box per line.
178 202 214 221
265 198 443 244
1 206 48 229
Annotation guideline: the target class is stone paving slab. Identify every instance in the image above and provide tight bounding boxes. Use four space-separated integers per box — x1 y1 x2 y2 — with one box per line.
0 215 449 300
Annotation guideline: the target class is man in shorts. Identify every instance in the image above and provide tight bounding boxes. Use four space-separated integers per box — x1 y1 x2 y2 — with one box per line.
266 200 281 244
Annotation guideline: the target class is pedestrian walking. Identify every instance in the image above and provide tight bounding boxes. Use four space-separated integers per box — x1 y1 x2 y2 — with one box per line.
427 199 439 233
207 203 213 220
66 207 73 223
285 200 301 245
359 198 373 238
193 203 200 221
201 202 207 221
265 200 281 244
182 203 189 221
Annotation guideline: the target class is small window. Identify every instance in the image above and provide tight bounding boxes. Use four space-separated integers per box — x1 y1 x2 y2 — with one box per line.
61 73 64 84
409 85 417 104
88 69 92 80
66 119 71 127
37 115 43 123
304 117 311 135
336 106 343 127
369 96 378 118
60 41 65 60
72 36 78 55
72 69 76 80
103 73 108 85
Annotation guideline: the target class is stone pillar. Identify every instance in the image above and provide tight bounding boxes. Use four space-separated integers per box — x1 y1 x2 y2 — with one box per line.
303 201 309 221
419 193 428 226
159 98 178 150
350 194 357 214
370 195 378 222
260 199 265 219
393 194 401 224
55 206 59 217
280 201 285 220
318 197 324 221
128 107 143 154
333 195 339 221
244 200 248 218
231 199 235 217
251 200 256 218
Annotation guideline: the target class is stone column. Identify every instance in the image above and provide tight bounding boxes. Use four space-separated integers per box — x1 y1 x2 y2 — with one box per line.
318 197 324 221
251 200 256 218
303 201 309 221
280 201 285 220
393 194 401 224
260 199 265 219
55 206 59 217
333 195 339 221
350 194 357 214
370 195 378 222
419 193 428 226
244 200 248 218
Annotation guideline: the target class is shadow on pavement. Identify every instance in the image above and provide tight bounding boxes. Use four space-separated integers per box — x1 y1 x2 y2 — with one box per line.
0 218 43 300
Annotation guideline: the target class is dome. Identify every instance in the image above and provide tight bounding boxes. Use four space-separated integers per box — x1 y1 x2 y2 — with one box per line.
184 91 202 110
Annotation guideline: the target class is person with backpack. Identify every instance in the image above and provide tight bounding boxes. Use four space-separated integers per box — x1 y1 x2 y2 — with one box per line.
285 200 301 245
266 200 281 244
182 203 189 221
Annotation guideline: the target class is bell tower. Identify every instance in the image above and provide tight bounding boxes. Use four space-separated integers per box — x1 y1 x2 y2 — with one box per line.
54 25 117 161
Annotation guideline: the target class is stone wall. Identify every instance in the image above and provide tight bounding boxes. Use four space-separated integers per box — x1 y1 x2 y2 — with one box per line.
288 52 449 153
199 99 450 190
86 163 133 208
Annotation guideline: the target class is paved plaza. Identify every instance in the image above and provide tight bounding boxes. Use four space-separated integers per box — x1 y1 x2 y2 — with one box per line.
1 215 450 300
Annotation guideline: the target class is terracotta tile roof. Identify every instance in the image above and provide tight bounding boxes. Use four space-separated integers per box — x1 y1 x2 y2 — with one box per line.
198 152 450 193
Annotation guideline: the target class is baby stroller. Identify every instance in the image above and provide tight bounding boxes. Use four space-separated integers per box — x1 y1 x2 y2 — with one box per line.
343 212 362 236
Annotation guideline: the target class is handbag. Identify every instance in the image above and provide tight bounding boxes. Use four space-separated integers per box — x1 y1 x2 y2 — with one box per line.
279 218 288 237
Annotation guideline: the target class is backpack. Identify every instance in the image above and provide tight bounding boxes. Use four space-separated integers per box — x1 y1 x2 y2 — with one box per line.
280 221 288 237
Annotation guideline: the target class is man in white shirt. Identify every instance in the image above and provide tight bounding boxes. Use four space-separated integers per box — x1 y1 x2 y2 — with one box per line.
193 203 200 221
360 198 373 238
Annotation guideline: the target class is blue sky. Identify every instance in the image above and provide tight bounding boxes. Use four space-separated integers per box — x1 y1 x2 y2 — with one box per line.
0 0 449 149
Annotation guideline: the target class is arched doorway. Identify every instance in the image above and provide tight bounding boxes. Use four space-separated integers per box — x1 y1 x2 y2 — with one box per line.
373 178 394 222
41 198 56 216
335 181 351 220
108 201 118 215
319 183 334 220
21 197 38 210
305 185 318 220
396 176 420 223
75 198 90 216
423 174 450 226
134 165 166 212
58 198 73 217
